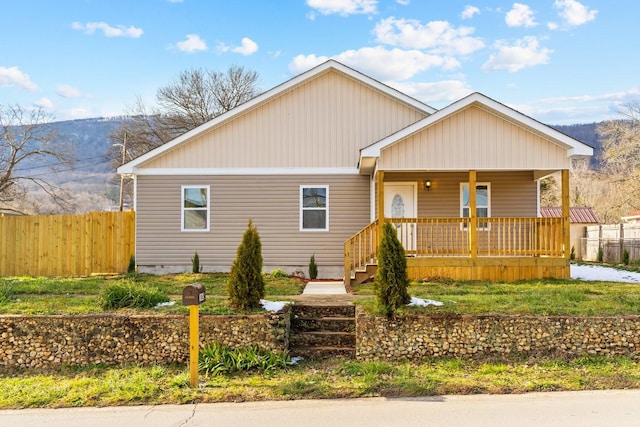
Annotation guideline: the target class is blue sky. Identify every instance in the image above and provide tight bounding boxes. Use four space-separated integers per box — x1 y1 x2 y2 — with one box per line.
1 0 636 124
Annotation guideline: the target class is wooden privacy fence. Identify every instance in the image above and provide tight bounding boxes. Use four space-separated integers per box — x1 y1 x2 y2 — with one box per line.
0 211 135 277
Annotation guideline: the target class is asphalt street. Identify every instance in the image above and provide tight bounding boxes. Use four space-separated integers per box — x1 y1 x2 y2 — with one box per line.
1 389 639 427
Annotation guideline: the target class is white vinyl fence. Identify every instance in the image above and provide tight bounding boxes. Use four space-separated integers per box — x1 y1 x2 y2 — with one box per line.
581 224 640 263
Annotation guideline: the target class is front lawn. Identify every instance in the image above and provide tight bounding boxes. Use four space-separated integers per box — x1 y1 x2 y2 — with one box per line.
0 273 305 315
2 272 640 316
355 278 640 316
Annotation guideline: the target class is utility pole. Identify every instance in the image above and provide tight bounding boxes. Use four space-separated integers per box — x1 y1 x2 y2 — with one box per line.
118 133 127 212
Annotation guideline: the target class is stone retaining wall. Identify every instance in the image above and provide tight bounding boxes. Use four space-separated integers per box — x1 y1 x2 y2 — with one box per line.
356 310 640 360
0 309 290 370
3 308 640 369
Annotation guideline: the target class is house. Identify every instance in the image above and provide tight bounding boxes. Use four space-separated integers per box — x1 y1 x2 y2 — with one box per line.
621 210 640 224
540 207 600 260
118 60 593 284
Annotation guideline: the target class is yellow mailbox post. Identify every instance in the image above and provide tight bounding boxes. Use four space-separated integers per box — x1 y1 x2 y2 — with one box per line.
182 283 205 387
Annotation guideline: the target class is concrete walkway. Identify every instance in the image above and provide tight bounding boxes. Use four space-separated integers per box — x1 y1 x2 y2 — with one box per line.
302 281 347 295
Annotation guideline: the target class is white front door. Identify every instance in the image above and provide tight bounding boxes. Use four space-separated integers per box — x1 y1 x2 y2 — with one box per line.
384 183 417 252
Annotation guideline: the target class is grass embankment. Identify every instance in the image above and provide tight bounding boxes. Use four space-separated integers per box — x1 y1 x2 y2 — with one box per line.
1 357 640 409
2 270 640 408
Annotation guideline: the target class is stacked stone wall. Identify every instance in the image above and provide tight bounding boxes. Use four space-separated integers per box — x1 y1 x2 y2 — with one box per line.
0 310 290 370
356 311 640 361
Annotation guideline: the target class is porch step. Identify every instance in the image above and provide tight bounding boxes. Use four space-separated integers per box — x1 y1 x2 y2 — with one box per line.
289 304 356 359
349 264 377 290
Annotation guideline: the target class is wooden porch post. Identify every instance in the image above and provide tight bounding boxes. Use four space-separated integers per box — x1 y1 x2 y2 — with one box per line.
561 169 570 260
469 170 477 258
377 170 385 244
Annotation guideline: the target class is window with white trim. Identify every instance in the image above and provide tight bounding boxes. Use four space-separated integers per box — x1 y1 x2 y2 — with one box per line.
461 183 490 228
300 185 329 231
181 185 210 231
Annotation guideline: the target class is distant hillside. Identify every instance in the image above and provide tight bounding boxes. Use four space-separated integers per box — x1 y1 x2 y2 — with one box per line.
550 122 601 167
50 117 126 175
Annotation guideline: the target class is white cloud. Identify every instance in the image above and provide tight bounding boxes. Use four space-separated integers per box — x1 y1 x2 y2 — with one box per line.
231 37 259 56
67 108 93 119
482 36 552 72
396 0 410 5
56 84 83 98
547 22 559 30
388 80 473 105
553 0 597 27
176 34 207 53
461 5 480 20
373 17 484 56
505 3 537 27
0 66 37 90
290 46 460 81
33 97 53 109
306 0 377 16
71 21 143 38
512 88 640 124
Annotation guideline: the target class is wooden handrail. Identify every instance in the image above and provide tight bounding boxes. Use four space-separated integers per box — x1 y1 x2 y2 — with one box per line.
344 219 378 280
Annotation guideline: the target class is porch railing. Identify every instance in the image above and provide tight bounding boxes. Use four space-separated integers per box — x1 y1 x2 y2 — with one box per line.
344 219 378 281
344 217 564 278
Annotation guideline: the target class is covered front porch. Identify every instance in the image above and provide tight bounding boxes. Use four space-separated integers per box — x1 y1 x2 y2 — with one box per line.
344 169 572 286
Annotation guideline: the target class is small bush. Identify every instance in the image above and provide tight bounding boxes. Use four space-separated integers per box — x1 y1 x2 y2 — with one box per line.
100 283 169 310
269 269 288 278
374 222 411 316
0 285 14 304
127 256 136 273
597 246 604 263
227 220 265 310
199 342 290 375
309 254 318 279
570 246 575 261
191 251 200 273
623 249 630 265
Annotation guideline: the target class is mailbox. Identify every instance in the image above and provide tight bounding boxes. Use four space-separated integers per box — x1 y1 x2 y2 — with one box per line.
182 283 206 306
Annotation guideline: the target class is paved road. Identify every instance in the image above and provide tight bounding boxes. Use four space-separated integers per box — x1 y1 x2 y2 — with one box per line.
2 390 639 427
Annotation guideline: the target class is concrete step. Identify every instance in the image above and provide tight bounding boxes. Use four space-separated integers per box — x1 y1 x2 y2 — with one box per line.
292 304 355 319
291 317 355 333
290 302 356 359
289 331 355 348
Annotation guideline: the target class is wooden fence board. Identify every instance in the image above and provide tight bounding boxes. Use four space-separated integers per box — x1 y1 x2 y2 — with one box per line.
0 211 135 277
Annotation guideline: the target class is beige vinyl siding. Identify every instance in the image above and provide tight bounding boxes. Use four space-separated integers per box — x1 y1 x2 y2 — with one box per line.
379 105 570 171
135 174 370 270
141 70 427 170
384 171 537 218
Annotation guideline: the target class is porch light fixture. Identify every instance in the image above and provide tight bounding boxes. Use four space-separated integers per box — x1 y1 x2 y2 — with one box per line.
424 179 432 191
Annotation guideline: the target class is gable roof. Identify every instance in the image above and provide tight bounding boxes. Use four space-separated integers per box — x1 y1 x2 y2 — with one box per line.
540 207 600 224
359 92 594 172
118 60 436 174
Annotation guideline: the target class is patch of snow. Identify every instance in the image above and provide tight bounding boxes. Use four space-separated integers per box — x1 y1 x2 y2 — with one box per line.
408 296 443 307
154 301 176 308
289 356 304 364
260 299 290 312
571 264 640 284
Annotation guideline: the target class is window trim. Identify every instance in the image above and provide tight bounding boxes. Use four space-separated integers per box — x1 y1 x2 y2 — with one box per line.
181 185 210 232
460 182 491 230
300 185 329 232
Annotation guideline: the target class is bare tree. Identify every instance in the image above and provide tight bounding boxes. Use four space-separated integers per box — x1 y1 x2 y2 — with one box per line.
109 65 260 207
0 104 75 215
596 102 640 220
109 65 260 165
